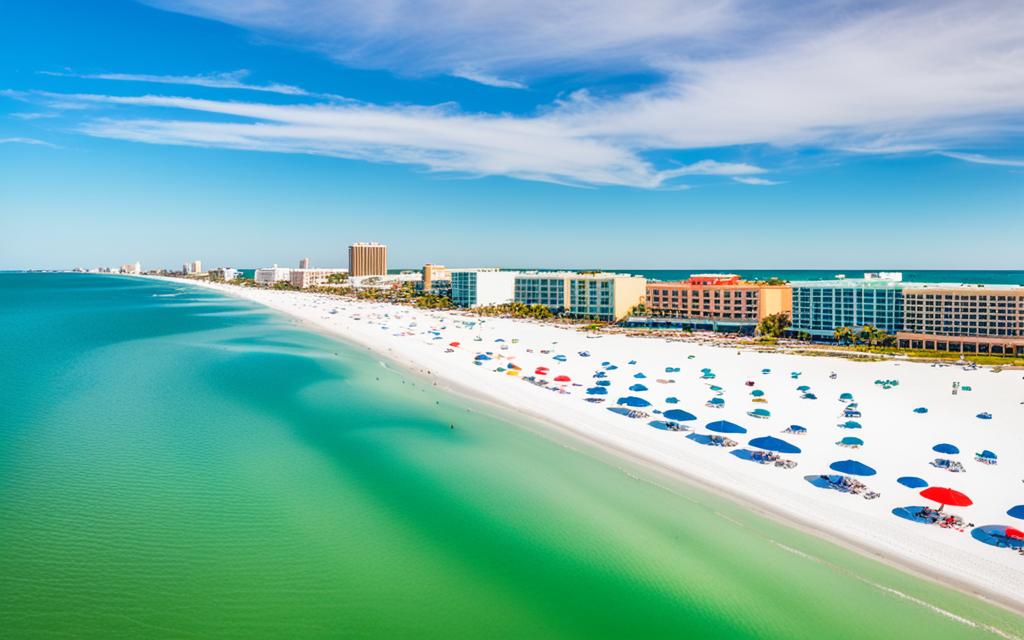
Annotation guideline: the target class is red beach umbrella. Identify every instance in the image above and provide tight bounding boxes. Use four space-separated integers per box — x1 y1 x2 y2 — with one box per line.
535 368 549 375
919 487 973 508
1006 527 1024 540
554 375 571 382
449 341 460 347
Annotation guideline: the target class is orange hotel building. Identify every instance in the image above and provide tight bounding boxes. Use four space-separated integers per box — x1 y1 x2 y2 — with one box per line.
644 274 792 332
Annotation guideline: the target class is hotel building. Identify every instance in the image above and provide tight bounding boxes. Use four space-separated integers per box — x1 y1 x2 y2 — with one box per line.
208 267 239 281
289 268 348 289
254 265 292 285
645 274 791 331
348 243 388 277
421 263 452 295
897 285 1024 355
515 271 647 322
451 269 518 308
790 273 912 338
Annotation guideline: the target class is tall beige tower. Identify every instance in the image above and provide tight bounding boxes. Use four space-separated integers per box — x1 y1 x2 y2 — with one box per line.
299 257 310 269
348 243 387 277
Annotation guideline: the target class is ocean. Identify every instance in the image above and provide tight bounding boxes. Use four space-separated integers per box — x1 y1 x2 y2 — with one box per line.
1 273 1021 638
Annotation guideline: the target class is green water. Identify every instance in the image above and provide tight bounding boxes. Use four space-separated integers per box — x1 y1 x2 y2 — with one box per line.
1 273 1021 639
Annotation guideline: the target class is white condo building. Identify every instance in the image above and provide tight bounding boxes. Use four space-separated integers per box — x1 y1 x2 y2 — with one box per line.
450 269 518 308
254 265 292 285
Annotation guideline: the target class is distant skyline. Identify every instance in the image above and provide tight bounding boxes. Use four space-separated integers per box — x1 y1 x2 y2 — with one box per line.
3 0 1024 270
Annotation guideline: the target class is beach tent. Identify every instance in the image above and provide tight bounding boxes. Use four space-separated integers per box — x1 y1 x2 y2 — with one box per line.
664 409 698 422
751 389 765 397
748 408 771 419
971 525 1024 549
829 459 877 476
617 396 651 408
932 443 960 455
920 486 972 508
898 476 929 489
665 397 679 404
586 387 608 395
839 392 854 401
706 420 746 434
1008 505 1024 520
628 383 648 392
749 436 801 454
554 375 571 382
838 436 864 447
913 407 928 414
838 421 862 429
596 380 611 387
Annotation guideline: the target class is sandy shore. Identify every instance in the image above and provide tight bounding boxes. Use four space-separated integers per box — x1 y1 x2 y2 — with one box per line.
164 278 1024 613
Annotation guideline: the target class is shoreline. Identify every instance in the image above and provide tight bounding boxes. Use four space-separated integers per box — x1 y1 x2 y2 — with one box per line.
156 276 1024 619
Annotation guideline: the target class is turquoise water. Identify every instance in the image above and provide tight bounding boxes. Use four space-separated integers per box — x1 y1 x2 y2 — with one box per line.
1 273 1022 638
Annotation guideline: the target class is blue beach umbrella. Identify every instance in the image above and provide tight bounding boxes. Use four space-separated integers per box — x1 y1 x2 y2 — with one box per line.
706 420 746 434
977 450 998 461
1007 505 1024 520
838 436 864 446
898 476 929 489
596 380 611 386
762 368 771 374
749 436 801 454
629 383 648 392
707 397 725 406
634 372 646 379
593 371 607 378
553 354 567 362
701 367 712 373
796 385 811 391
709 385 723 391
605 365 618 371
977 412 992 420
665 397 679 404
932 443 959 455
617 396 651 408
913 407 928 414
838 421 862 429
839 392 854 401
751 389 765 397
972 526 1024 549
474 353 492 360
787 425 807 434
747 408 771 419
586 387 608 395
829 459 877 476
664 409 697 422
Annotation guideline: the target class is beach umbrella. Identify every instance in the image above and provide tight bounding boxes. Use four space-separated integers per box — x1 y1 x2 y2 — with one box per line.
701 367 712 373
913 407 928 414
665 397 679 404
706 420 746 433
535 368 548 375
586 387 608 395
617 396 651 408
976 450 998 461
762 368 771 374
839 392 854 401
829 459 877 476
634 373 647 379
838 421 862 429
449 341 460 347
508 363 521 370
601 361 610 366
709 385 723 391
749 436 800 454
751 389 765 397
971 525 1024 549
797 385 811 391
1007 527 1024 540
802 393 817 399
628 383 648 392
932 443 959 455
596 380 611 387
707 397 725 406
1007 505 1024 520
475 353 492 360
976 412 992 420
787 425 807 433
664 409 697 422
593 371 607 379
628 360 637 365
920 487 972 508
838 436 864 446
553 354 567 362
605 365 618 371
554 375 571 382
748 408 771 418
897 476 928 489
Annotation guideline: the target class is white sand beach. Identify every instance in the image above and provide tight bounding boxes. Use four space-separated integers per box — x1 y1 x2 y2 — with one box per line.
173 279 1024 612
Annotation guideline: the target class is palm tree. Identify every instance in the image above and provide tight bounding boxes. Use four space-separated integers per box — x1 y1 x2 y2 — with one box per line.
834 326 854 345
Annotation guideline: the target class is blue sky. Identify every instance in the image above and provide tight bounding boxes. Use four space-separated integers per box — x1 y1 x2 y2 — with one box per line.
2 0 1023 270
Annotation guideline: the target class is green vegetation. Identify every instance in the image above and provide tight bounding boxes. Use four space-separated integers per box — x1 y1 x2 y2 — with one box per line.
833 325 896 347
326 272 349 284
475 302 554 319
414 294 455 310
756 312 791 338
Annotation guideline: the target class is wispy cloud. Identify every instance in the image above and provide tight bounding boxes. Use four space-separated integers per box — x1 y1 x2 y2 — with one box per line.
733 176 782 186
0 137 58 147
42 69 311 96
451 68 526 90
938 151 1024 168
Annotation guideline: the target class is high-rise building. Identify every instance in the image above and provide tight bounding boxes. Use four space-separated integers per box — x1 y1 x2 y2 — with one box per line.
451 269 517 307
421 263 451 293
348 243 387 277
645 274 792 332
790 273 911 338
191 260 203 275
898 285 1024 355
120 262 142 275
299 257 310 269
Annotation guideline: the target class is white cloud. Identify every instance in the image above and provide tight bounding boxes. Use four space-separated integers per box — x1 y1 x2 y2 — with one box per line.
733 176 782 186
938 152 1024 168
42 69 311 96
0 137 57 147
451 68 526 90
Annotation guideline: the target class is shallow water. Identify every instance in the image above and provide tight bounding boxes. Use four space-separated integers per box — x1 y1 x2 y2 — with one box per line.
1 273 1021 638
